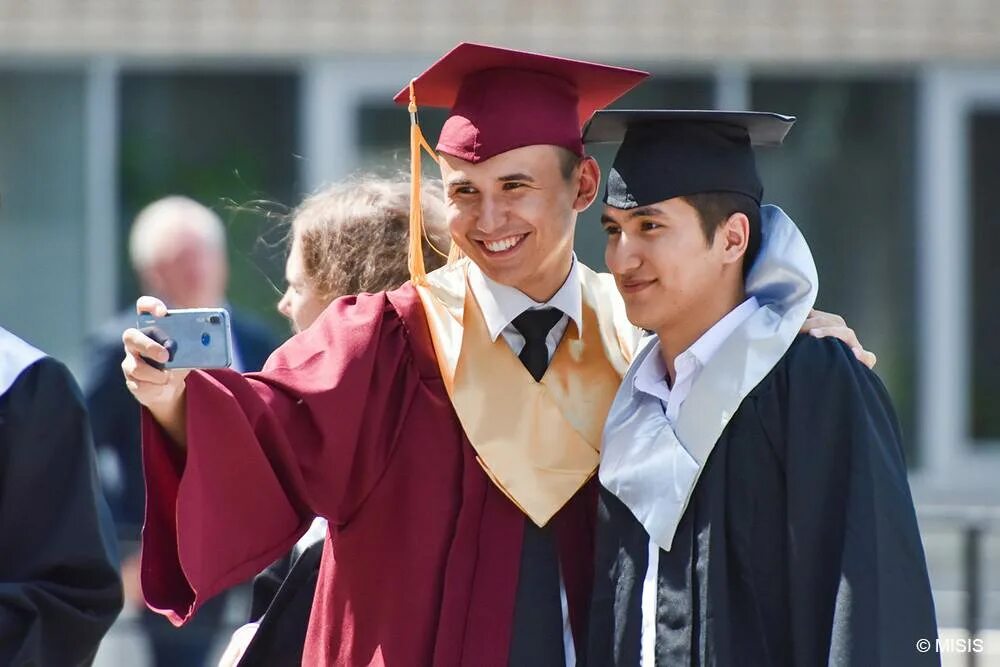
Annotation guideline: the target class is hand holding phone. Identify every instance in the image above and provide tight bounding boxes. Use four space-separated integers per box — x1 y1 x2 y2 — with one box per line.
121 297 196 446
136 308 233 370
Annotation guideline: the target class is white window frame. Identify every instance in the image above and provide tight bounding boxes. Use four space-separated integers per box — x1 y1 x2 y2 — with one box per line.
299 56 433 192
914 66 1000 500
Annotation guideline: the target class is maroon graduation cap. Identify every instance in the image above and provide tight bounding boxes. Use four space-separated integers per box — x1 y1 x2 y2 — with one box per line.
393 42 649 163
394 43 648 283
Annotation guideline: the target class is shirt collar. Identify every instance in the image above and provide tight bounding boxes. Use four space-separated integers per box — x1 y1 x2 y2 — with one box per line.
0 326 46 398
467 254 584 342
685 296 760 367
632 296 760 400
633 337 670 404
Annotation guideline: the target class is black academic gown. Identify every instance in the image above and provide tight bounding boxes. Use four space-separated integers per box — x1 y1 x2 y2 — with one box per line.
588 335 939 667
238 539 323 666
0 352 123 665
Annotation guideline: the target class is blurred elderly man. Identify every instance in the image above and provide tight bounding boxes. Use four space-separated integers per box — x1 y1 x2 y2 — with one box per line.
128 195 231 310
84 196 278 667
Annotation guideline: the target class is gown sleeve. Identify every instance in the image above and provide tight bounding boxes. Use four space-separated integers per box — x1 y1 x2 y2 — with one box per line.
0 358 124 666
140 291 423 624
765 336 939 666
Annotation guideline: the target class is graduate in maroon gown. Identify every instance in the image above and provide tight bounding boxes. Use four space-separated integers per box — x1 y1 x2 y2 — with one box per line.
122 44 874 666
125 43 646 667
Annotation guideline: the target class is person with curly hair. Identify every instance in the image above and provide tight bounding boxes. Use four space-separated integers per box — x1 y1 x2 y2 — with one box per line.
220 174 450 667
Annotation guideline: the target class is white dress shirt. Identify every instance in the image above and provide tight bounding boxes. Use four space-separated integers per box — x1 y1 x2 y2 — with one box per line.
467 256 584 359
467 255 583 666
635 297 760 667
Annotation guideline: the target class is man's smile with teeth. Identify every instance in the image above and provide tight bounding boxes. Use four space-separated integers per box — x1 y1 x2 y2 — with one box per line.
481 234 526 253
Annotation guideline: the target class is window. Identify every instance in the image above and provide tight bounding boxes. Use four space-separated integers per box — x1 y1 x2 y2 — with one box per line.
0 71 87 369
356 101 448 173
752 76 919 459
970 108 1000 443
119 71 300 334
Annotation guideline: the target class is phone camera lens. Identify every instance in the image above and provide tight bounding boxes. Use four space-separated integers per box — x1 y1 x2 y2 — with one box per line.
209 315 221 325
201 333 211 347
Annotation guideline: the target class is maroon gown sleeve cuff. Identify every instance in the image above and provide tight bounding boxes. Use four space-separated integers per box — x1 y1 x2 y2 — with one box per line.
139 370 307 625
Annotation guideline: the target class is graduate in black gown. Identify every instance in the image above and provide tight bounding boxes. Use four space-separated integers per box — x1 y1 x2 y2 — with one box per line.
0 326 123 665
585 111 938 666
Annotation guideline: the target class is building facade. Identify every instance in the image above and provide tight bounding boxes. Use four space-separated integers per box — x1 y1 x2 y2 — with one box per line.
0 0 997 505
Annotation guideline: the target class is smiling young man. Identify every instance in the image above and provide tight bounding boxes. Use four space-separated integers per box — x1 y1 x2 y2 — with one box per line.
584 111 938 666
120 45 874 666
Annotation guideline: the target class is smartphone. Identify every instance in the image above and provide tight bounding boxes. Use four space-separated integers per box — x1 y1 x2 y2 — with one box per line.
136 308 233 370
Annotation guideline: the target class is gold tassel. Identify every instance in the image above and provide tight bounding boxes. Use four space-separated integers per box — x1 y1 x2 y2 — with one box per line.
407 80 439 285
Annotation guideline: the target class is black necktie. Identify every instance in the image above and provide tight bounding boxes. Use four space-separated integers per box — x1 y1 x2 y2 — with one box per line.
508 307 568 666
513 308 564 381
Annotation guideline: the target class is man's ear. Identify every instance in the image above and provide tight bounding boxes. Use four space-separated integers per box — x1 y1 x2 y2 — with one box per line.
573 156 601 212
720 212 751 265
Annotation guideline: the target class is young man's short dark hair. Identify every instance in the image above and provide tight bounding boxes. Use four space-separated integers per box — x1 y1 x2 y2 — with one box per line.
682 191 761 280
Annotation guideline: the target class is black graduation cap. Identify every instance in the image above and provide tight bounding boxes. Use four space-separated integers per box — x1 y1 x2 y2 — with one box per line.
582 110 796 208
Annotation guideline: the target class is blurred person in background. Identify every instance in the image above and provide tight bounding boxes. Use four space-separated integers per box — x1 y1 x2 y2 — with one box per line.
0 325 123 664
84 196 279 667
220 174 450 666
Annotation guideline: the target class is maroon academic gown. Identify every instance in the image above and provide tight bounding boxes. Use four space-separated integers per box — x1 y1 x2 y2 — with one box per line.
140 282 597 666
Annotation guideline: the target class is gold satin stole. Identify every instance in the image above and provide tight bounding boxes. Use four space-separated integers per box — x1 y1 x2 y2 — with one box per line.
415 259 638 527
